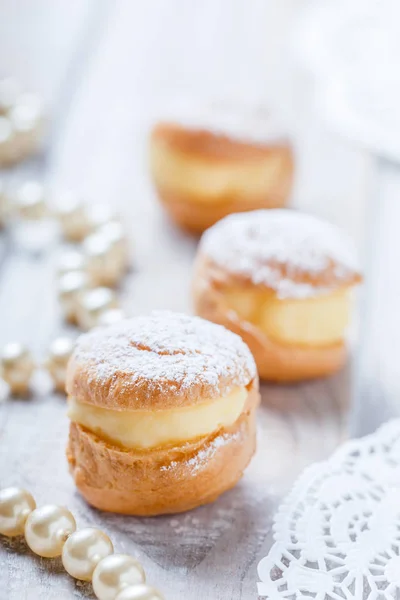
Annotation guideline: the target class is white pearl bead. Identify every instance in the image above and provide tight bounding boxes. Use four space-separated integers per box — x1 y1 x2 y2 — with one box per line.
0 116 16 164
10 94 43 158
84 233 124 287
87 205 118 232
55 191 91 242
0 487 36 537
0 179 10 227
56 250 86 276
1 342 35 395
0 115 12 140
0 77 21 113
25 505 76 558
14 181 47 220
92 554 145 600
62 527 113 581
98 221 129 271
11 93 42 128
45 337 75 393
115 585 164 600
58 270 89 324
76 287 118 331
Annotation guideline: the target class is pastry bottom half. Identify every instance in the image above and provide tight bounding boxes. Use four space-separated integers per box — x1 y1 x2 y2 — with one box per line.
150 131 293 233
192 261 347 382
67 390 258 516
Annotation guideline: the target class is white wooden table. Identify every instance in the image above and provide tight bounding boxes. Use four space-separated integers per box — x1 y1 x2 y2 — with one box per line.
0 2 371 598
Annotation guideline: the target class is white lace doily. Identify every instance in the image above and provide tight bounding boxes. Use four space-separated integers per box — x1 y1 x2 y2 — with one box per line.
258 419 400 599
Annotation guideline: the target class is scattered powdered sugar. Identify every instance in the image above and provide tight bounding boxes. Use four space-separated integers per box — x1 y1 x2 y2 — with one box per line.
156 97 289 145
200 209 359 299
186 431 239 474
160 429 241 475
73 312 256 398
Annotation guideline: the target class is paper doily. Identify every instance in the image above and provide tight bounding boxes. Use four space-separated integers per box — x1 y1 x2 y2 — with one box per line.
258 419 400 599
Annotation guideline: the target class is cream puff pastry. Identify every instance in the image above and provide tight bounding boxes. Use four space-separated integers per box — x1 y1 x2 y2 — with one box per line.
149 104 294 233
192 209 362 382
66 312 259 515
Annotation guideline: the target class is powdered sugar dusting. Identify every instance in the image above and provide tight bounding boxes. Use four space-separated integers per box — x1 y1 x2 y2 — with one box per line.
186 430 240 474
201 209 359 299
160 429 241 475
73 312 256 401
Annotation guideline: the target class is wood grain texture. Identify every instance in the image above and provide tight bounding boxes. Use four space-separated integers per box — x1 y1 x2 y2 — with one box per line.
0 2 369 599
350 157 400 437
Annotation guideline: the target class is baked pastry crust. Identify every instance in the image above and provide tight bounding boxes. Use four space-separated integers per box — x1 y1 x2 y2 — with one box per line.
150 124 294 233
192 254 348 381
66 312 256 410
67 382 258 516
67 312 259 514
192 211 362 381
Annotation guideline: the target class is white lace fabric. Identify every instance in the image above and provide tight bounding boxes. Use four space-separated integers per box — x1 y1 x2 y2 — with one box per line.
258 419 400 599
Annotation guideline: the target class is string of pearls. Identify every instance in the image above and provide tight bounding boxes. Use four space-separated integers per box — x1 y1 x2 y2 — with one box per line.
0 487 164 600
0 337 77 396
0 179 131 396
0 77 44 166
0 80 166 599
55 194 129 330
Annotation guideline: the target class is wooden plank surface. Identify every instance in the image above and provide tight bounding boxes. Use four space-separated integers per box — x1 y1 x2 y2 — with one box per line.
0 2 370 599
350 157 400 437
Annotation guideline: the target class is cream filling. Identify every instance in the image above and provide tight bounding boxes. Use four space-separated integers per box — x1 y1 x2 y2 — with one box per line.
150 138 285 202
67 386 247 450
226 288 352 347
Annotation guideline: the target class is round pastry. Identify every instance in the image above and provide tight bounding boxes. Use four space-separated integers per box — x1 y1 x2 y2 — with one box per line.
66 312 259 515
149 103 294 233
192 209 362 382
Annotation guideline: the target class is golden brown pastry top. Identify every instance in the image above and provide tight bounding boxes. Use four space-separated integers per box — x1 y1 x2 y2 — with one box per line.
151 123 290 162
66 311 257 411
199 209 362 298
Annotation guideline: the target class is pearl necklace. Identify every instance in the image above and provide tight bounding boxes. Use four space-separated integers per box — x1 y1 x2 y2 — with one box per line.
0 178 132 398
0 77 43 168
0 91 163 596
0 487 164 600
